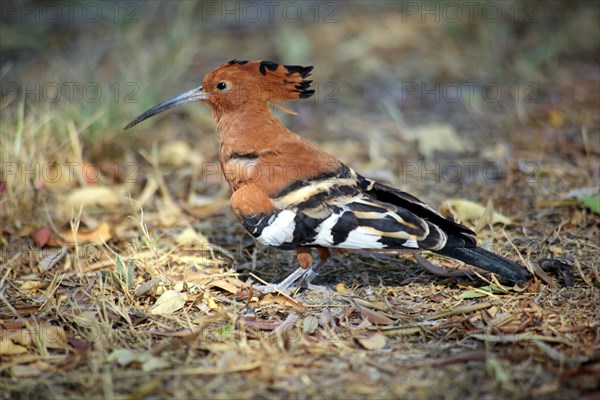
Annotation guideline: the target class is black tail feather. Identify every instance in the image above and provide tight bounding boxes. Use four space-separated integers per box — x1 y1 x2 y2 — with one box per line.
435 246 530 284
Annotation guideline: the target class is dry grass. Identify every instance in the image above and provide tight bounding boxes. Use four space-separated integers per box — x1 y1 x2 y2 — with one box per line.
1 2 599 399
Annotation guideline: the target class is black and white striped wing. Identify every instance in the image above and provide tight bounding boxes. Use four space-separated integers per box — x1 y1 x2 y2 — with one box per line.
243 188 446 250
244 193 448 251
302 195 448 250
241 163 454 251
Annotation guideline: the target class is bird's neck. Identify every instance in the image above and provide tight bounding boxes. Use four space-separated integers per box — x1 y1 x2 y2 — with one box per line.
212 102 342 196
214 102 284 153
214 103 288 192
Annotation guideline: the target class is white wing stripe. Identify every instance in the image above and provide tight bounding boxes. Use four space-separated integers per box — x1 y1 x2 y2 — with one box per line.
257 209 297 246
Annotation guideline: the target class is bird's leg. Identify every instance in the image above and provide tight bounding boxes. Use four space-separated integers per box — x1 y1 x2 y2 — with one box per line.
290 258 327 294
252 247 313 294
291 248 331 293
254 248 331 294
269 266 308 291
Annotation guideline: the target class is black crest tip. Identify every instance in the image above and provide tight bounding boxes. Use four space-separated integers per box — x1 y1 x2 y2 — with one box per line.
259 60 280 76
284 65 313 78
298 90 315 99
228 59 249 65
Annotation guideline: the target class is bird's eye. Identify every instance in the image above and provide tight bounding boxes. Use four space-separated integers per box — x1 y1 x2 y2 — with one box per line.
216 82 228 91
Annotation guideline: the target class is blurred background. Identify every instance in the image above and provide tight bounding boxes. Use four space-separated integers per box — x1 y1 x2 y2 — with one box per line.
1 0 598 246
1 2 599 398
0 1 599 222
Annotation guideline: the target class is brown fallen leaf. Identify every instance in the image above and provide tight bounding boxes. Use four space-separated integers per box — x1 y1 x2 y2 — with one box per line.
38 246 68 272
65 186 121 210
355 304 395 325
19 281 42 292
529 262 557 287
149 290 188 315
59 222 112 245
207 279 240 294
335 283 351 293
356 333 387 350
302 315 319 335
158 140 193 167
407 123 470 158
108 349 170 372
3 324 68 350
135 279 159 297
175 227 209 247
0 339 28 355
440 199 512 225
260 294 306 313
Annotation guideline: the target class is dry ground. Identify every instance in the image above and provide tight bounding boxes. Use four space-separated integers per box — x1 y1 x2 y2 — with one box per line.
1 2 599 399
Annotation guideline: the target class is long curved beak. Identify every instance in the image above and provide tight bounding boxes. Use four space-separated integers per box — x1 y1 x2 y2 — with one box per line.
123 85 208 130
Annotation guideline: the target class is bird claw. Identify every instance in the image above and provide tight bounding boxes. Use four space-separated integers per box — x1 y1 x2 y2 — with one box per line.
253 266 320 294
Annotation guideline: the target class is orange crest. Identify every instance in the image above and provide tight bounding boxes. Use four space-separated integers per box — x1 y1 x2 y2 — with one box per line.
202 59 314 109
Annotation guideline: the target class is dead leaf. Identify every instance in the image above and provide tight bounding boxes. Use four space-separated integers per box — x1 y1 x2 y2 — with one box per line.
205 294 219 311
319 309 335 329
357 305 394 325
108 349 170 371
474 199 495 233
275 313 299 333
149 290 187 315
108 348 138 365
0 339 28 355
142 355 171 372
65 186 120 210
175 227 209 247
19 281 42 291
357 333 387 350
408 123 470 158
135 279 158 297
59 222 112 244
207 279 240 294
530 262 557 287
549 246 564 255
159 140 193 167
302 315 319 334
335 283 351 293
440 199 512 225
3 324 68 350
38 246 68 272
260 294 306 313
31 228 52 247
40 325 68 349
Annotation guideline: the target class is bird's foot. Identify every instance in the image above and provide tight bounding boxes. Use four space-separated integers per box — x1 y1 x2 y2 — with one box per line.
253 266 320 294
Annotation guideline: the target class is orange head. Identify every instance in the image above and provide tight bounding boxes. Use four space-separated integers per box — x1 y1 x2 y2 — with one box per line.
123 59 314 130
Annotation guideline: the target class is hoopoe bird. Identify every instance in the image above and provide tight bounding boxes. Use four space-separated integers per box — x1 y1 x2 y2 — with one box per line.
124 59 531 291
